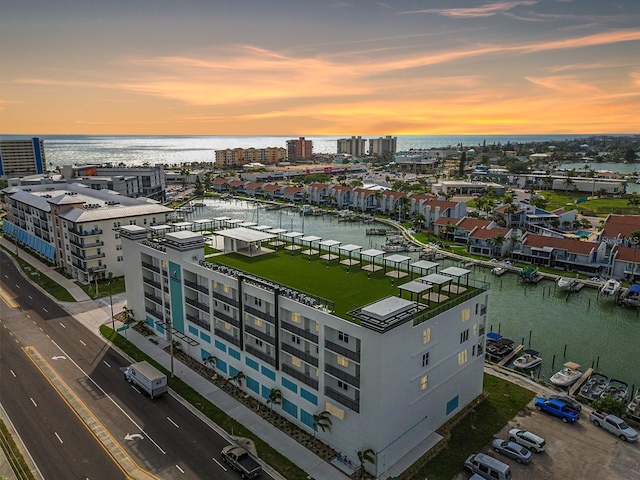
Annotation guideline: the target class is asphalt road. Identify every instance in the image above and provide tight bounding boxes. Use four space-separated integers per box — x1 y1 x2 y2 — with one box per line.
0 251 247 480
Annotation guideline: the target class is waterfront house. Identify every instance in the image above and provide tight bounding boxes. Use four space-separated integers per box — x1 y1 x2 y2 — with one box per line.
244 182 264 198
120 226 488 477
261 183 283 201
409 194 466 228
307 183 331 205
512 233 608 275
211 177 231 192
350 187 377 212
281 186 304 203
467 227 515 258
452 218 495 244
379 191 410 216
597 214 640 246
609 245 640 281
328 185 353 209
227 179 247 195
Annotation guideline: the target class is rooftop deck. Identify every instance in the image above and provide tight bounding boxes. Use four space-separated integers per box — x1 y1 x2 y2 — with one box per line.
206 248 488 324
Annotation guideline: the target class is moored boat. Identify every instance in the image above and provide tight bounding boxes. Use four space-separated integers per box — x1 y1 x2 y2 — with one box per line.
557 276 578 291
627 389 640 421
550 361 583 387
601 378 629 403
485 333 515 360
513 349 542 369
491 266 507 276
579 372 609 401
519 267 541 283
600 279 621 297
620 284 640 307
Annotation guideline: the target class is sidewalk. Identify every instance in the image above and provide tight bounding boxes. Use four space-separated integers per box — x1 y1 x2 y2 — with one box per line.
1 240 348 480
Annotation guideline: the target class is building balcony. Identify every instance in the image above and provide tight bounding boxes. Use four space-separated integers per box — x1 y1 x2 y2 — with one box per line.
244 305 275 323
213 310 240 328
325 363 360 388
184 279 209 295
244 325 276 345
281 342 318 367
69 227 103 236
185 297 210 313
245 344 277 367
69 237 104 249
214 328 241 348
211 290 239 308
186 313 211 332
71 260 87 272
325 340 361 363
141 261 161 273
143 277 162 289
145 306 163 319
281 364 318 390
144 292 163 305
325 386 359 413
281 320 318 344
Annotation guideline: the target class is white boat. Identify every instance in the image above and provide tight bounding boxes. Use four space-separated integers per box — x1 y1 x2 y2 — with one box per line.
550 361 583 387
600 279 621 297
513 349 542 369
557 277 578 291
491 266 507 276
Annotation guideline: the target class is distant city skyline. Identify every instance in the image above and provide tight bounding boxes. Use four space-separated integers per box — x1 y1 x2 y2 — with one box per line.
2 0 639 135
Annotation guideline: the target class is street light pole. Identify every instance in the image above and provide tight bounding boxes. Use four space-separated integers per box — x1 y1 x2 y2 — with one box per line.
108 272 115 332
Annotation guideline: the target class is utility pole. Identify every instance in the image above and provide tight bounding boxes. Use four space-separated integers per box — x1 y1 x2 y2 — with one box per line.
108 272 115 332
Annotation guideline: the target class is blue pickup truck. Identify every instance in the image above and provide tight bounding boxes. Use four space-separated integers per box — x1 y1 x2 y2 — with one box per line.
534 397 580 423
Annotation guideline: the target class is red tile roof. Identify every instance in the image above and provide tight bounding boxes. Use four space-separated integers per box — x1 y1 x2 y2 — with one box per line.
228 180 246 187
434 217 458 226
601 214 640 240
457 218 492 231
212 178 228 185
262 184 281 192
523 233 599 255
614 245 640 262
244 182 264 190
282 186 303 194
309 183 330 189
469 227 510 239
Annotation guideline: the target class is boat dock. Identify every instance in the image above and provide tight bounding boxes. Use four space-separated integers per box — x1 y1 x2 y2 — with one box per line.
569 367 594 396
498 344 523 367
366 228 394 235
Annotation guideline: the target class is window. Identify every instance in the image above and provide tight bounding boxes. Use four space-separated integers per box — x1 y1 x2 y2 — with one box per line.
188 325 198 336
472 345 476 356
475 303 478 315
143 218 147 225
460 329 469 344
246 376 259 394
200 332 211 343
337 356 349 368
116 244 122 250
447 395 458 415
261 366 276 380
255 338 263 347
338 331 349 343
473 324 477 336
246 358 259 371
222 284 230 294
291 334 300 345
458 349 468 365
337 381 348 391
117 256 123 262
261 385 270 400
291 357 302 367
461 307 471 322
301 410 314 428
254 297 262 307
115 233 120 239
325 402 344 420
254 318 263 327
422 352 430 367
301 388 318 404
282 398 298 418
420 375 428 391
229 348 240 360
291 312 301 323
423 328 431 344
282 377 298 393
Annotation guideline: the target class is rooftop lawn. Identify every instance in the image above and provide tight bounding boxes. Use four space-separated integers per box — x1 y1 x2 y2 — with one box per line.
209 249 482 321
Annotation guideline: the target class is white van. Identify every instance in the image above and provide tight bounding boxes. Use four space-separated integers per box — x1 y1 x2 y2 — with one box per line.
464 453 512 480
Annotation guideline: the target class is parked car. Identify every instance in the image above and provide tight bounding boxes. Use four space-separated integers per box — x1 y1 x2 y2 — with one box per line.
550 394 582 412
534 397 581 423
590 411 638 442
508 428 547 453
491 439 533 464
464 453 513 480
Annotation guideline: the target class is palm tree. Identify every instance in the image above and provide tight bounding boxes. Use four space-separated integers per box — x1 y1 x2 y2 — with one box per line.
312 410 332 438
230 371 245 388
121 305 135 324
507 230 521 258
628 196 640 210
563 175 574 194
267 388 282 415
202 355 216 371
355 448 376 478
490 233 506 258
413 213 426 231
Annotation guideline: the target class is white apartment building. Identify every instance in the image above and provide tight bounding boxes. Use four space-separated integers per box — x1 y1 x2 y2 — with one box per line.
1 183 172 282
121 227 489 477
0 138 47 178
337 136 367 157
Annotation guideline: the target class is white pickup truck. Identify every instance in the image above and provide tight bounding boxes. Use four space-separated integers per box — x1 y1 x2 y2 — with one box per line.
589 411 638 442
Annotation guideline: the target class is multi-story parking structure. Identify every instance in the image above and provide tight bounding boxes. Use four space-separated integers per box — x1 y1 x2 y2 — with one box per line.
121 226 489 477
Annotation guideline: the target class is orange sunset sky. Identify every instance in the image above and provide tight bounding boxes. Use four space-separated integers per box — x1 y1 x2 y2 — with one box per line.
1 0 639 136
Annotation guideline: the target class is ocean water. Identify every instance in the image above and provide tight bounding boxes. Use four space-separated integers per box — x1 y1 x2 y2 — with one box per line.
1 134 594 168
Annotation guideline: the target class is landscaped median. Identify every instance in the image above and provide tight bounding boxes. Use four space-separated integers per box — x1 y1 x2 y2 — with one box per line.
99 326 309 480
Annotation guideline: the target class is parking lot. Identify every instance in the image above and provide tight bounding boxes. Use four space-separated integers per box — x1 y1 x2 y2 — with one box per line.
456 394 640 480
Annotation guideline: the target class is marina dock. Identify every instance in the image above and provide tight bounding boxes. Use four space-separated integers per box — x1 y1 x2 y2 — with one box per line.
498 344 523 367
569 368 593 396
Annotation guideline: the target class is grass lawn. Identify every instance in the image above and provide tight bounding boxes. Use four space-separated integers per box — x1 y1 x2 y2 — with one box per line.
405 374 535 480
536 190 635 215
77 277 126 300
100 326 309 480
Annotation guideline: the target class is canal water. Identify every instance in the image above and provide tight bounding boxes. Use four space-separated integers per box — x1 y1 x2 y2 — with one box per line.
188 198 640 393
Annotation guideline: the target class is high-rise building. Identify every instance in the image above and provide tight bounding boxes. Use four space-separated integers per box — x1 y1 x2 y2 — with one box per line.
286 137 313 160
336 136 367 156
120 226 488 477
0 138 47 178
369 136 397 156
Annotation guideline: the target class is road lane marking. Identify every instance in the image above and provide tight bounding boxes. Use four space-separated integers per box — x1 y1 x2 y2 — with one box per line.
167 417 180 429
28 295 33 300
59 322 66 328
30 398 37 407
79 340 87 346
50 340 166 454
0 286 19 308
15 284 20 289
55 432 63 444
27 314 31 318
10 370 16 377
103 361 111 368
212 458 227 471
43 307 48 313
176 465 184 474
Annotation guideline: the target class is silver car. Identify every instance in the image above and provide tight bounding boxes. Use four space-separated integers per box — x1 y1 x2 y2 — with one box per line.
508 428 547 453
491 439 533 464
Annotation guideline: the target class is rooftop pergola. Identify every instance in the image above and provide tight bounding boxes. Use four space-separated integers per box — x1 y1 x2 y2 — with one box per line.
212 216 231 228
382 254 412 279
398 280 433 305
225 218 244 227
193 219 215 232
283 231 304 251
300 235 322 257
418 273 454 303
149 224 172 237
360 248 385 271
252 225 272 231
267 227 288 247
339 244 363 266
171 221 193 231
318 239 342 261
239 221 258 228
214 227 275 257
409 260 440 280
439 266 471 293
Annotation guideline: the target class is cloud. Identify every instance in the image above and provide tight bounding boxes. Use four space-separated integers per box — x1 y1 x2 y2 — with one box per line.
398 1 538 18
524 75 602 94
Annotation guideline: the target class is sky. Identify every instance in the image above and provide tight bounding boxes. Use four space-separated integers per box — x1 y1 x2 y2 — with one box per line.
1 0 639 136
